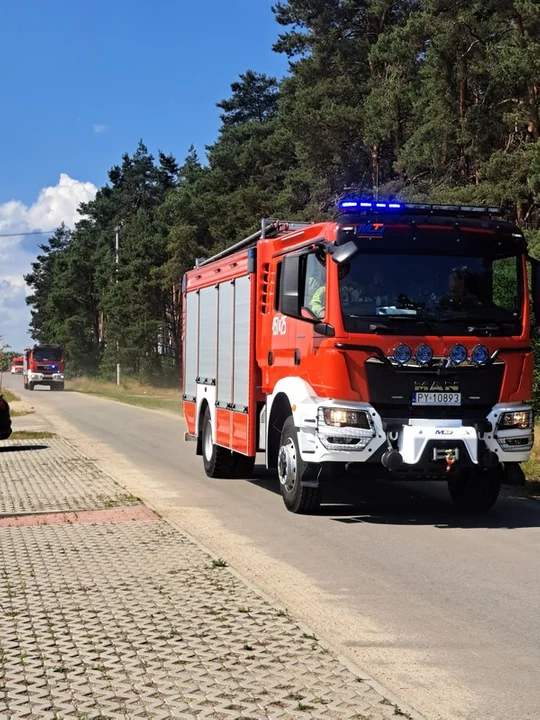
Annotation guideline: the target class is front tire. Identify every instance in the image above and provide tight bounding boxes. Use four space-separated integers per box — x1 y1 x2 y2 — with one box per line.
28 383 35 391
278 417 321 514
201 406 235 478
448 468 502 512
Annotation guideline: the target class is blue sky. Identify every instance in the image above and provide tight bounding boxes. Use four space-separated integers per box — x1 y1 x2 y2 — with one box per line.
0 0 289 350
0 0 288 204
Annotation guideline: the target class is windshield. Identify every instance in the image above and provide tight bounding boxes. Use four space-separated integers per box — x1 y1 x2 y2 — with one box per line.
13 359 22 365
33 348 63 362
337 232 523 335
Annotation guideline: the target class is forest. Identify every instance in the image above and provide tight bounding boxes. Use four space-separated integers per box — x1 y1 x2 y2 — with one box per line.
25 1 540 392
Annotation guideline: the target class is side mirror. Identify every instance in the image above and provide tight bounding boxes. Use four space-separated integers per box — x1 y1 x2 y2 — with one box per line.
279 254 302 318
333 240 360 265
530 258 540 324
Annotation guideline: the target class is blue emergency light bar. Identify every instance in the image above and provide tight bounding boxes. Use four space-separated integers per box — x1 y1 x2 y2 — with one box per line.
337 197 504 218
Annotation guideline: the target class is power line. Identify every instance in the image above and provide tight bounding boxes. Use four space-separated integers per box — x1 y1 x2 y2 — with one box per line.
0 229 57 238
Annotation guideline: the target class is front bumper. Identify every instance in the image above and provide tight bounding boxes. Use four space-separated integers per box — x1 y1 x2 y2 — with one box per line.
28 372 64 383
295 400 533 468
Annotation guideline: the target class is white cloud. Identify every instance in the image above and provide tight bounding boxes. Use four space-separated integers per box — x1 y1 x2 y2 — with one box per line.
93 123 107 134
0 174 97 351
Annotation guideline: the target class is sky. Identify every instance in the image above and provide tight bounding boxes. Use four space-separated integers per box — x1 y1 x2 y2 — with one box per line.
0 0 289 351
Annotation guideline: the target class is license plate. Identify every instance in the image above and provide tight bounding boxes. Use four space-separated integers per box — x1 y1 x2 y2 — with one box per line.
412 392 461 406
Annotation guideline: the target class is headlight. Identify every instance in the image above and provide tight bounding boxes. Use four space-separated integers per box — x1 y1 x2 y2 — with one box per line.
393 344 412 365
415 344 433 365
471 344 490 366
449 344 467 365
321 408 371 429
499 410 533 430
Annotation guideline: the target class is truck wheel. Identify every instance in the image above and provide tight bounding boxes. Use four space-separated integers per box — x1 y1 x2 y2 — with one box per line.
52 383 65 391
28 383 35 391
447 468 502 512
278 417 321 514
201 406 235 478
232 453 256 478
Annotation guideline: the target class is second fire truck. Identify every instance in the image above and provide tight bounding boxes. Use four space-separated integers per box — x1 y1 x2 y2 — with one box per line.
182 200 538 514
10 356 23 374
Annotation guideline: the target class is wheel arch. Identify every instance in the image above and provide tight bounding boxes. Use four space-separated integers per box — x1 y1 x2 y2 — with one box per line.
196 399 210 456
267 392 293 469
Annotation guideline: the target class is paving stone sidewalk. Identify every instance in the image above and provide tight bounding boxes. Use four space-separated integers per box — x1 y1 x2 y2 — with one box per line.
0 437 416 720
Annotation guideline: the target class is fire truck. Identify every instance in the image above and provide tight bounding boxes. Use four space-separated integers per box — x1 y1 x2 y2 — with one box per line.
10 356 23 374
23 344 65 391
182 199 539 514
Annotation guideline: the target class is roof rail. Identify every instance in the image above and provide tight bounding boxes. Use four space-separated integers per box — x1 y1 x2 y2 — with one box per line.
195 219 311 267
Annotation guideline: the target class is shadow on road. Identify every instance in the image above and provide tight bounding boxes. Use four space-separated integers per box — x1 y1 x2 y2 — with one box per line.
0 445 49 453
248 465 540 530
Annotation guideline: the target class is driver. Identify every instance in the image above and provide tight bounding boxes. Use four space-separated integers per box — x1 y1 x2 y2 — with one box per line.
440 267 477 309
310 264 362 318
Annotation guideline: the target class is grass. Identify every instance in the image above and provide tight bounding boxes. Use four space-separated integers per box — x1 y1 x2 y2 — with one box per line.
0 387 35 416
66 377 183 414
521 428 540 499
0 388 21 404
212 558 228 568
9 431 56 440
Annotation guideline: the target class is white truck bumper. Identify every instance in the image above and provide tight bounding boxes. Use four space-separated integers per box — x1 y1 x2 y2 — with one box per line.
295 400 533 468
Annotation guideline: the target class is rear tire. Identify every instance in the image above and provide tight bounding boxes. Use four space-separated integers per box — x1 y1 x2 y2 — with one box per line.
278 417 321 514
201 406 235 478
448 468 502 512
232 453 256 478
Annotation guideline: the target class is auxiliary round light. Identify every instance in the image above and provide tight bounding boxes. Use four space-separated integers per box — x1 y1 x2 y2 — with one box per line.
393 344 412 365
415 344 433 365
449 343 468 365
471 344 490 366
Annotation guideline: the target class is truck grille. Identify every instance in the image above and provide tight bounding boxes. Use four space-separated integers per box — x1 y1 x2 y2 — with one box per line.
37 365 57 373
365 359 504 419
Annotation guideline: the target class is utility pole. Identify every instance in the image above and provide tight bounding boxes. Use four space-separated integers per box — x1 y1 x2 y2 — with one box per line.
115 225 120 386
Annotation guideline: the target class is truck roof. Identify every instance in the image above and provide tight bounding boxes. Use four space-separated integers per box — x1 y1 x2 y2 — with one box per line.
190 202 523 272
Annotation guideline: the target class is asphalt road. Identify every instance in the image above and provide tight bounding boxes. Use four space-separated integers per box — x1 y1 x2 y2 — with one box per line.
5 374 540 720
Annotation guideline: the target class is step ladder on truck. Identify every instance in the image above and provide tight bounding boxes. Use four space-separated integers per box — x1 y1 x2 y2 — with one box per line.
182 199 539 513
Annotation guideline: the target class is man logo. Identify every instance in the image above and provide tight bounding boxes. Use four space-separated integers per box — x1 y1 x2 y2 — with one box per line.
435 429 454 436
357 223 385 235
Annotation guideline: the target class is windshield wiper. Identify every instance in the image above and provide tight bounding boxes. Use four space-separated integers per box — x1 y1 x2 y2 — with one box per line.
362 315 441 335
466 321 514 335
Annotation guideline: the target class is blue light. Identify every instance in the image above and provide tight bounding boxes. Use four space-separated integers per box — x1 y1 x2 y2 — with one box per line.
415 344 433 365
393 344 412 365
449 344 468 365
338 197 403 212
471 344 490 366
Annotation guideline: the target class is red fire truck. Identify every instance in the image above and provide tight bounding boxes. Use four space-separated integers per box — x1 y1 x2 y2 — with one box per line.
10 356 23 374
23 344 65 391
182 200 539 514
